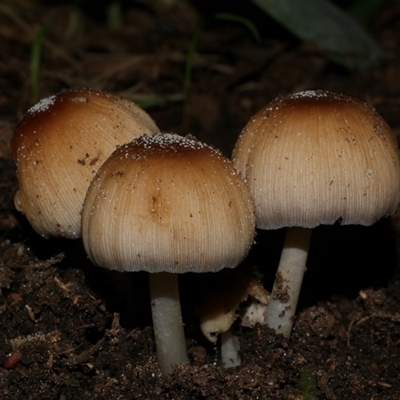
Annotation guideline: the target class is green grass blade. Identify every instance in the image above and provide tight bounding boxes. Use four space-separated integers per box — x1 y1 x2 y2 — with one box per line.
30 26 46 105
184 26 202 102
107 0 123 30
346 0 385 26
250 0 383 70
214 13 261 44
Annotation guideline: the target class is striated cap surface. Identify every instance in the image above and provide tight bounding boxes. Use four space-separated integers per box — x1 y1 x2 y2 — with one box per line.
82 133 256 273
11 88 160 238
233 90 400 229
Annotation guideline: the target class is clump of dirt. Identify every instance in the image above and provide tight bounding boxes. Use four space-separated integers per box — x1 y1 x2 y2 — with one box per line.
1 1 400 399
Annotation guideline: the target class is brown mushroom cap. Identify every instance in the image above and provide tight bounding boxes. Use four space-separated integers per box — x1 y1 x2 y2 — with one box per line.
233 90 400 229
82 133 256 273
11 88 160 238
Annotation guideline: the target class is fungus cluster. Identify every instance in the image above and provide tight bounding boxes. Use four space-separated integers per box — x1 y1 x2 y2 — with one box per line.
233 90 400 337
12 87 400 374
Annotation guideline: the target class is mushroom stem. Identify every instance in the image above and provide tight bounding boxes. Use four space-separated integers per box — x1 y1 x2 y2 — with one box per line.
221 327 241 368
149 272 189 374
265 227 312 338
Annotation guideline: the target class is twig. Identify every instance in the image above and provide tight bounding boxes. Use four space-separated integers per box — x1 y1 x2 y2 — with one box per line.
347 311 400 348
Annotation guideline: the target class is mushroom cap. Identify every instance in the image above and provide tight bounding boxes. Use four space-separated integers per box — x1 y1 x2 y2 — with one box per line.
233 90 400 229
11 88 160 238
82 133 256 273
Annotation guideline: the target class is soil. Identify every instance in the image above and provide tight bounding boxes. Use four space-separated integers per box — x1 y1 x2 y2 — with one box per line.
1 1 400 399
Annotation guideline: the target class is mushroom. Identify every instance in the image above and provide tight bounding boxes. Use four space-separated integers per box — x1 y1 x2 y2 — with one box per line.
199 270 269 367
11 87 160 239
232 90 400 338
81 132 256 374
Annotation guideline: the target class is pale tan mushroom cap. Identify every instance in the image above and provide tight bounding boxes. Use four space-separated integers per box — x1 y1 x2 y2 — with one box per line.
82 133 256 273
233 90 400 229
11 88 160 238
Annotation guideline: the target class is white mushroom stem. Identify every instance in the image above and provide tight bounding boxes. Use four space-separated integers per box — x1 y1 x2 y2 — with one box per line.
265 227 312 338
221 327 241 368
149 272 189 374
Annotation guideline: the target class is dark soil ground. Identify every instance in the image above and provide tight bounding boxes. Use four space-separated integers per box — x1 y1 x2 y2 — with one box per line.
1 1 400 399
